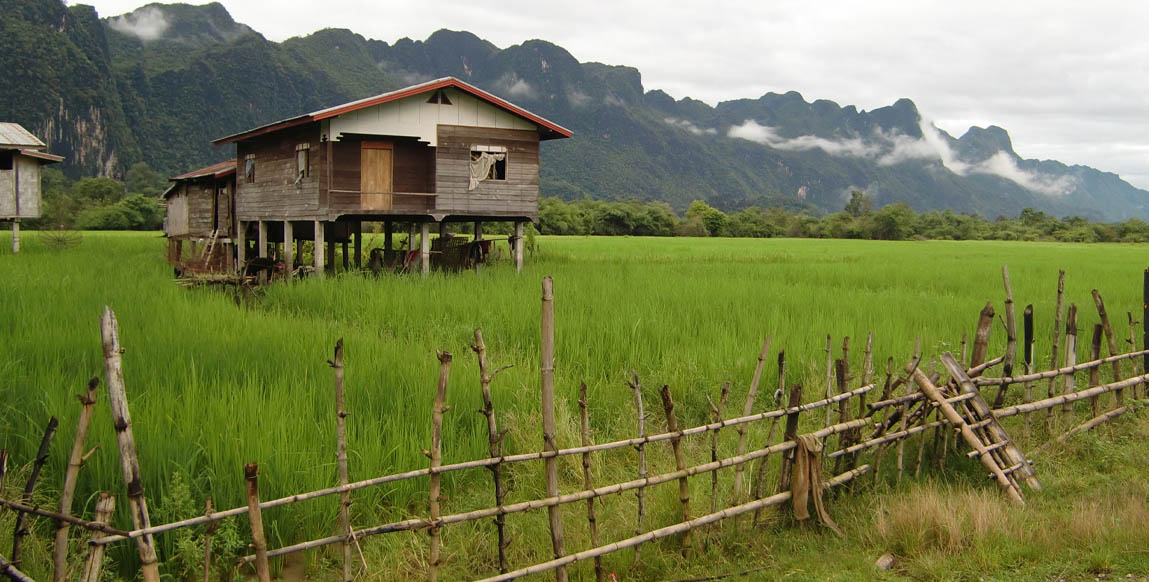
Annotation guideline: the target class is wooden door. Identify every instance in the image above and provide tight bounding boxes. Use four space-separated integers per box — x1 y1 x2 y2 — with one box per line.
361 141 393 210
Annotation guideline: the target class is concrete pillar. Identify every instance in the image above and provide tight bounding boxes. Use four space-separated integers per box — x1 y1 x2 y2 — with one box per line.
10 219 18 254
421 222 430 276
283 221 294 273
408 223 416 252
514 221 524 273
257 221 268 259
314 220 325 277
236 220 246 272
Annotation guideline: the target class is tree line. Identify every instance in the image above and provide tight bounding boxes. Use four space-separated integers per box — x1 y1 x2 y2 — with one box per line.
24 164 167 231
539 192 1149 243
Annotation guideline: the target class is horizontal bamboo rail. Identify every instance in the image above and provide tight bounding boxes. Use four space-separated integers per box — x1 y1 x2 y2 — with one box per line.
994 373 1149 418
472 465 872 582
239 418 872 563
827 419 948 459
0 553 34 582
867 390 976 412
0 498 130 536
1032 406 1129 456
967 355 1005 376
972 349 1149 386
101 385 877 546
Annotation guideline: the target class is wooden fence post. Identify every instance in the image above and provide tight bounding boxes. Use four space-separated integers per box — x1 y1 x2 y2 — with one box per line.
776 384 803 493
54 378 100 582
473 329 510 574
627 371 647 565
330 339 353 582
971 302 995 371
11 416 57 567
707 382 730 515
1090 325 1103 417
244 464 271 582
659 386 692 550
1128 312 1143 399
995 266 1018 407
1061 305 1079 424
1022 305 1035 440
734 337 771 500
823 335 833 427
203 498 216 582
429 351 452 582
1046 271 1066 432
1092 290 1125 405
100 307 161 581
577 383 603 582
539 277 568 582
79 493 115 582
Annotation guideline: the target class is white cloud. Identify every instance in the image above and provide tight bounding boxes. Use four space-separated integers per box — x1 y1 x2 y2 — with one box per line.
494 74 535 100
727 120 880 157
974 151 1077 196
107 6 170 42
567 89 591 107
664 117 716 136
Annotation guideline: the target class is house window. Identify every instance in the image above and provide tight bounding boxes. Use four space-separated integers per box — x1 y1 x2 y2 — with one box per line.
0 151 12 171
295 144 310 182
468 145 506 190
244 154 256 184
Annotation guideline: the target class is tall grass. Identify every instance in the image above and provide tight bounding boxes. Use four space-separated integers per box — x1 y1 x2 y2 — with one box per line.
1 231 1146 578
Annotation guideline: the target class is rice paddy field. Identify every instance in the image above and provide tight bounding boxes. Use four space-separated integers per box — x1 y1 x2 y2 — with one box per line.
2 230 1148 580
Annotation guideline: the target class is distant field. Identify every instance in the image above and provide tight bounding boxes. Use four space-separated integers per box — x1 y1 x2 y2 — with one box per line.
1 231 1147 580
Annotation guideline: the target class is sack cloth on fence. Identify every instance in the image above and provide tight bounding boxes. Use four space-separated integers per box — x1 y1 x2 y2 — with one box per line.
790 434 843 536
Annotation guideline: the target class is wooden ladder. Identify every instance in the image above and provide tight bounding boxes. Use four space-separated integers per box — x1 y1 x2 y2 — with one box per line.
202 229 220 267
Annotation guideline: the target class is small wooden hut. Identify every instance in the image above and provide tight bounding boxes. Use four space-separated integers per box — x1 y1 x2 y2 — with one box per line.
193 76 571 276
162 159 237 273
1 123 63 252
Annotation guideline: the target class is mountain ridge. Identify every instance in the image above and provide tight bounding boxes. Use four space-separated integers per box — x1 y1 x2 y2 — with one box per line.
2 0 1145 220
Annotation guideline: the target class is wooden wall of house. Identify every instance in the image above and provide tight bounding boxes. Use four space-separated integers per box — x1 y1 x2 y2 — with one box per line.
0 155 43 219
188 182 215 236
164 187 189 237
394 140 435 194
435 125 539 218
235 122 324 221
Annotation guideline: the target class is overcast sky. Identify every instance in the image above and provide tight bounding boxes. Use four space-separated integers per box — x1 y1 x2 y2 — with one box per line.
81 0 1149 189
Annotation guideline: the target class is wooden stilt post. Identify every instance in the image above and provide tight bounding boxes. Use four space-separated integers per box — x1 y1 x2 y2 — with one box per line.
11 416 58 566
514 222 524 273
342 239 350 271
384 220 393 252
540 277 568 582
659 386 692 550
257 220 268 265
314 220 326 277
429 351 452 582
1061 305 1079 424
100 307 161 581
734 337 771 501
627 371 647 565
408 223 417 253
578 383 603 582
1090 324 1103 417
354 220 362 269
331 339 352 582
421 223 430 276
79 493 115 582
236 221 246 272
474 221 483 273
473 329 509 574
244 464 271 582
1092 290 1125 404
1046 270 1066 431
995 266 1018 407
53 378 101 582
708 382 730 515
283 221 294 274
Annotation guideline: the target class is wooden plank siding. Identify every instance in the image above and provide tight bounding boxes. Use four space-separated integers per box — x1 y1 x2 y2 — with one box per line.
235 123 324 221
435 125 539 219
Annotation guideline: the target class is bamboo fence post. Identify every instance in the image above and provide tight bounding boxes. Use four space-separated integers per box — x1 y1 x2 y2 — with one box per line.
577 383 603 582
751 351 786 522
473 329 509 574
53 377 101 581
895 397 910 486
627 371 647 565
11 416 57 566
1092 289 1125 406
733 337 771 500
1022 304 1035 440
1046 271 1066 432
540 277 568 582
707 382 730 514
1061 305 1079 425
960 333 968 368
872 357 894 486
913 407 932 478
994 266 1018 407
203 498 216 582
0 449 6 494
1143 267 1148 397
659 386 692 550
832 358 850 476
971 303 995 372
79 492 115 582
330 339 353 582
775 385 803 493
428 351 452 582
244 464 271 582
1089 325 1103 417
1127 312 1143 398
823 335 833 427
100 307 161 580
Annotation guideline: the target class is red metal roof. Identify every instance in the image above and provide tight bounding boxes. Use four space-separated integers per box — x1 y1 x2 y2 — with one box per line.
213 77 573 146
171 159 237 181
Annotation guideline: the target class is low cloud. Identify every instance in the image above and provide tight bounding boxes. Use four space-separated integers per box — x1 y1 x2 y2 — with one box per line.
107 6 170 42
664 117 717 136
729 116 1077 196
567 89 591 107
495 74 535 100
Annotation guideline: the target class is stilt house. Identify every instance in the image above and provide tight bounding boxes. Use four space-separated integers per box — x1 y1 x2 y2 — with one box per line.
1 123 63 253
162 159 237 272
164 76 571 276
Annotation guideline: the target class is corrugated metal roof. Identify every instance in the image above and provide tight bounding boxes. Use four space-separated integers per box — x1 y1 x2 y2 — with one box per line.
0 123 46 148
171 159 237 181
19 149 63 163
213 77 573 146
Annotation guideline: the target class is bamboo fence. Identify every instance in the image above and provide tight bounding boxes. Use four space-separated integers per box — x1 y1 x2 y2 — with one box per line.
2 267 1147 582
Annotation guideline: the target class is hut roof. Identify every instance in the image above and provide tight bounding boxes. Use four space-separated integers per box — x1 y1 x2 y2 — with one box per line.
0 123 46 149
212 77 573 146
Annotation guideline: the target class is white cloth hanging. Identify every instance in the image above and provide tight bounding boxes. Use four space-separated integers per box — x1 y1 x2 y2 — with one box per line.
468 152 505 190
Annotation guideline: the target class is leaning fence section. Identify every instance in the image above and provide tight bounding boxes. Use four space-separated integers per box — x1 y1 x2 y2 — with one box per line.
1 267 1146 581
